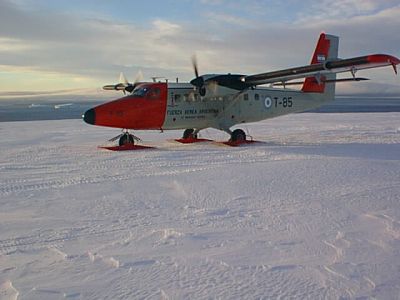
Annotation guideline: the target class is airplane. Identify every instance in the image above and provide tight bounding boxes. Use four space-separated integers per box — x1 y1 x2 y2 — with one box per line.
83 33 399 150
54 103 73 109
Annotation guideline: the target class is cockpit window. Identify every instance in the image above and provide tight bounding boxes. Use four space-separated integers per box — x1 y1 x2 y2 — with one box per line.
132 86 149 97
131 86 161 99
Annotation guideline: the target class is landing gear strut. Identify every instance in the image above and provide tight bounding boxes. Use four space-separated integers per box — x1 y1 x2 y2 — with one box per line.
108 130 141 146
175 127 254 146
100 130 154 151
175 128 211 144
119 133 134 146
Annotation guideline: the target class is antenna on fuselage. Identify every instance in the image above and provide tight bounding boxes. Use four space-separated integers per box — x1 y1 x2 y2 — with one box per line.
151 76 164 83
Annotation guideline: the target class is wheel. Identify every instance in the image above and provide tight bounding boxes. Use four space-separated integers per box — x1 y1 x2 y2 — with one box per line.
230 129 246 142
183 129 197 139
119 134 135 146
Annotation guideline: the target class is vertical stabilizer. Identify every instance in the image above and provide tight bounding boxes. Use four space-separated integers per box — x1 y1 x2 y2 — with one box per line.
302 33 339 97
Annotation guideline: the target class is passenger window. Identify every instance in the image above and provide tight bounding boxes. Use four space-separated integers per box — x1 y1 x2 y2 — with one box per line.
174 94 181 102
244 94 249 101
254 94 259 100
188 93 199 102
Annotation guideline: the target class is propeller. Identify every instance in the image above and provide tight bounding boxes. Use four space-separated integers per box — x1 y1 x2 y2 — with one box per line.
188 91 196 102
134 70 144 84
192 54 199 79
124 70 144 93
190 54 205 95
189 55 248 95
103 71 143 94
208 80 219 96
119 72 129 85
120 72 129 95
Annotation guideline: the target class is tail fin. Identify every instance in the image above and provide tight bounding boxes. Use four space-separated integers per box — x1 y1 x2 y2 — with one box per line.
302 33 339 95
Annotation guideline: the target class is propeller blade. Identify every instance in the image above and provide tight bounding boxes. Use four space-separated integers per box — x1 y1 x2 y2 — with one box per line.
192 54 199 78
133 70 144 84
108 133 124 142
190 54 205 89
119 72 129 85
188 91 196 101
208 81 218 95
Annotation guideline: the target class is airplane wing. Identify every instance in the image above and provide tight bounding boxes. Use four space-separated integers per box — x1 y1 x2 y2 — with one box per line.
243 54 400 86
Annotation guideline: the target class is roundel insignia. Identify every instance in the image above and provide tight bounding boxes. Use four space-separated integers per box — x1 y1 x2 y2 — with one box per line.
264 96 272 109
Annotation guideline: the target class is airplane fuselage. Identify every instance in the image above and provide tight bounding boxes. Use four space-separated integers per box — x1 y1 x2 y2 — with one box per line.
163 83 331 132
88 82 333 134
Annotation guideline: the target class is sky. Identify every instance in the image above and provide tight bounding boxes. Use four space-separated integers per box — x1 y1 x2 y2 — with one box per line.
0 0 400 95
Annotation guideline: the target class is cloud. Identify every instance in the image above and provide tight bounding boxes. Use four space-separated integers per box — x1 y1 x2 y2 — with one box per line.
200 0 225 5
0 0 399 94
0 37 35 51
152 20 182 36
204 12 252 26
307 0 380 19
297 0 400 20
0 2 191 83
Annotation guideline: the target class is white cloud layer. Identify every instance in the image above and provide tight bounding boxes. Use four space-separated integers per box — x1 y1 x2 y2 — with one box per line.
0 0 399 93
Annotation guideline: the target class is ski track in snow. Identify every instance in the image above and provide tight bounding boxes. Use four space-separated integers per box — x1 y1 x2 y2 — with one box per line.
0 113 400 299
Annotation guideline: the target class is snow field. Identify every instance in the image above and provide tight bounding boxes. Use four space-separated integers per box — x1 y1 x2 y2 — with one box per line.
0 113 400 299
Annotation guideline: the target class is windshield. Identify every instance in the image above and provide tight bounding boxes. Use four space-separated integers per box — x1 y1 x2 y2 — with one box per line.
132 86 149 97
131 85 161 99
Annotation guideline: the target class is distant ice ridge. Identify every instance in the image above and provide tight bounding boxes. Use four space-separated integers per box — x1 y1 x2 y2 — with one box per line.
2 96 400 122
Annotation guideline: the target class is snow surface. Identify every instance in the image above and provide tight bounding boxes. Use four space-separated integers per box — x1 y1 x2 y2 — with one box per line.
1 113 400 299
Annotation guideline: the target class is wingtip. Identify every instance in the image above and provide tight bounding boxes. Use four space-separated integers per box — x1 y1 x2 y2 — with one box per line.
367 54 400 65
366 54 399 75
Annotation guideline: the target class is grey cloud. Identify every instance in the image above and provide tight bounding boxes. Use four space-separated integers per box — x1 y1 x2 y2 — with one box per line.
0 0 399 94
0 1 93 42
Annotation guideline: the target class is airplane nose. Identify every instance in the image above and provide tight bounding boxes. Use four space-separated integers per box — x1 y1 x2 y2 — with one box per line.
83 108 95 125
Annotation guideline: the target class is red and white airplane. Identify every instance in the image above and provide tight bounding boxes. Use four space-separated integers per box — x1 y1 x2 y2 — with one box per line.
83 33 399 149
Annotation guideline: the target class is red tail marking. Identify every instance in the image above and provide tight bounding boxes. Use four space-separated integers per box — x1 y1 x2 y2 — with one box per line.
302 33 330 93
